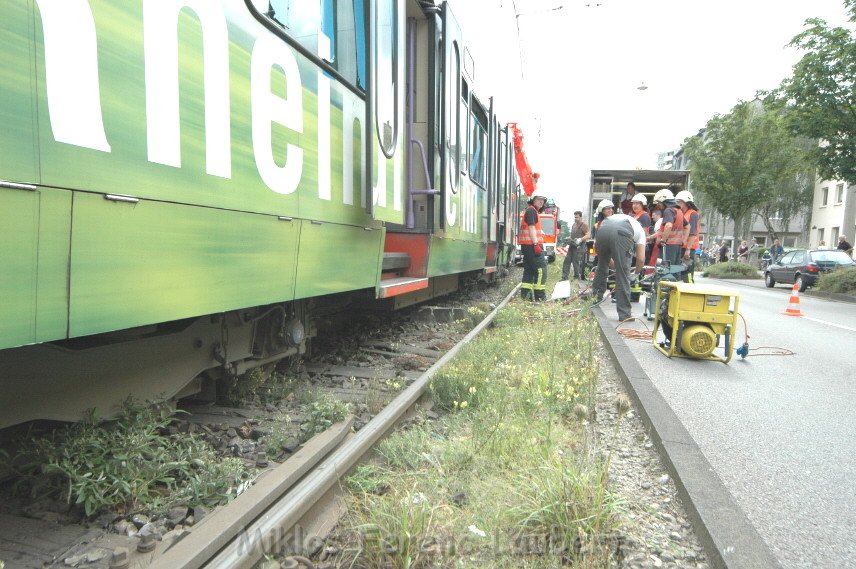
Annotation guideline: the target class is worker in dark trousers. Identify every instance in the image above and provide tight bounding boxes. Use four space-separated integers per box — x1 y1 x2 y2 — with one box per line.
652 188 684 266
676 190 700 283
592 204 647 321
561 210 591 281
519 194 548 301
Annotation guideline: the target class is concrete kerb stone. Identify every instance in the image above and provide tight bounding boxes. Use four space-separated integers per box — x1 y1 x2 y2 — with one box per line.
803 289 856 304
593 306 783 569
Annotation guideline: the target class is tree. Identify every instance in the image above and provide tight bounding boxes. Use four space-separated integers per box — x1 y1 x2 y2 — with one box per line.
684 100 811 253
780 0 856 183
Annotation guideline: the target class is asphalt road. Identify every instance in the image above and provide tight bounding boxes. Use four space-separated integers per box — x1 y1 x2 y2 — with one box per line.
612 276 856 569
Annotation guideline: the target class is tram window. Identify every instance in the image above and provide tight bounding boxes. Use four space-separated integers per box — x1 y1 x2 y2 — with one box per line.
267 0 323 54
447 41 461 192
497 140 508 203
469 101 487 187
375 0 398 157
460 79 469 176
262 0 366 91
336 0 367 90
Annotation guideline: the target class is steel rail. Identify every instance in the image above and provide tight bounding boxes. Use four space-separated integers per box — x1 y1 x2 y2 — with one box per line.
205 283 521 569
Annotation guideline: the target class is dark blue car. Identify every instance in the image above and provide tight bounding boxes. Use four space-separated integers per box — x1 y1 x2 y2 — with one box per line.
765 249 856 292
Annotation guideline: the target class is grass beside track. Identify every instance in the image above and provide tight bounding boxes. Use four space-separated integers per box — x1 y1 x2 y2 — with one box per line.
335 265 629 568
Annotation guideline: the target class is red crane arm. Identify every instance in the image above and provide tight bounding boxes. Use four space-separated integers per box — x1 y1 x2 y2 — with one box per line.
509 123 539 196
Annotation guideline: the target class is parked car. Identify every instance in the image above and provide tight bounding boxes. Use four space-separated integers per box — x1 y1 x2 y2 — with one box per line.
764 249 856 292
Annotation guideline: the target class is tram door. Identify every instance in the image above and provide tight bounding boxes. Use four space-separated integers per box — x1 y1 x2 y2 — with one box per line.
368 0 406 223
440 2 462 230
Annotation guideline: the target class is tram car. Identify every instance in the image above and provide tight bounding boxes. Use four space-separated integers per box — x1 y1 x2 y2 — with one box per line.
0 0 522 427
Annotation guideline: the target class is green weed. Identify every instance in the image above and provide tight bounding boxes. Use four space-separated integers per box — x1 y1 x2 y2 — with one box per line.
339 271 620 568
224 365 270 404
299 392 351 442
353 490 436 569
508 459 623 560
264 416 293 456
12 401 249 518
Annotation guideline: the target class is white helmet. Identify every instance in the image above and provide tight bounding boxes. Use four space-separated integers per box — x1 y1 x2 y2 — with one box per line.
631 193 648 206
596 199 615 214
653 189 674 204
675 190 694 203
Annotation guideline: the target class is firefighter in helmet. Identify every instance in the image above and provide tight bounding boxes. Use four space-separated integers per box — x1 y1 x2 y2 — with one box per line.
675 190 700 283
519 194 548 301
651 188 684 266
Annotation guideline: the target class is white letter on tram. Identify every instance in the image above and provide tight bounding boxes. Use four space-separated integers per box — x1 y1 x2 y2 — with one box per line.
251 36 304 195
35 0 111 152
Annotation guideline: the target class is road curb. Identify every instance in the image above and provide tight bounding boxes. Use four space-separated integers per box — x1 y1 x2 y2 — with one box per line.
593 307 782 569
803 289 856 303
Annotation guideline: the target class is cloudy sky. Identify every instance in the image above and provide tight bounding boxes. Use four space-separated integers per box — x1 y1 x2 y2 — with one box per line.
447 0 851 216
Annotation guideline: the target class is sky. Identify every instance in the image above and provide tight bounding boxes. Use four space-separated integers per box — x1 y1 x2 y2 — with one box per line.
447 0 852 217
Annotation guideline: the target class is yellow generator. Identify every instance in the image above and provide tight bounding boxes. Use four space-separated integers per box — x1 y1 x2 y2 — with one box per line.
652 282 740 363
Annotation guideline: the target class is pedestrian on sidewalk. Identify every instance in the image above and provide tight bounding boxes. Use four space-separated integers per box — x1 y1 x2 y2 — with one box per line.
838 235 853 256
737 240 749 262
719 241 729 263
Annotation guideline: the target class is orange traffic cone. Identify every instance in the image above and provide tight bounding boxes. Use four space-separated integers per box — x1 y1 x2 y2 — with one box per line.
784 282 803 317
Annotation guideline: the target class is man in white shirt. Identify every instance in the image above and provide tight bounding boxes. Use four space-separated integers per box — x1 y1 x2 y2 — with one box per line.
592 209 647 321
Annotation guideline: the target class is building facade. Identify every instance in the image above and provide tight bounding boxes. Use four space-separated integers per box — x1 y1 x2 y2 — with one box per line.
809 178 856 252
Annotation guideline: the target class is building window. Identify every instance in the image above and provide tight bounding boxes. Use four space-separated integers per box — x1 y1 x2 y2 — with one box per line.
818 228 825 245
821 187 828 205
784 236 797 248
832 227 840 242
836 183 844 204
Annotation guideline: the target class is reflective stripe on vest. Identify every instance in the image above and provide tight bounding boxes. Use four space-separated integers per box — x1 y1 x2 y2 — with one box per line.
685 208 700 248
664 206 684 246
518 206 545 245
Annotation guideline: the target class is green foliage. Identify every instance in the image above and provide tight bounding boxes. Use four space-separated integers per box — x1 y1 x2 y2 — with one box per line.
264 417 293 456
702 261 762 279
780 1 856 183
816 266 856 293
340 294 618 568
13 401 248 518
299 392 351 442
225 366 271 405
356 492 435 569
684 99 812 253
509 460 623 557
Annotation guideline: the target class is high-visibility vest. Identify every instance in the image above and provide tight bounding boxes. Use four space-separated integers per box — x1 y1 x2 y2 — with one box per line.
663 205 685 246
684 208 700 249
633 209 651 231
518 206 544 245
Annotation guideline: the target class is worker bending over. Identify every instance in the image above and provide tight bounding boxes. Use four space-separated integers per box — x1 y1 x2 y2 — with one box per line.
592 201 647 321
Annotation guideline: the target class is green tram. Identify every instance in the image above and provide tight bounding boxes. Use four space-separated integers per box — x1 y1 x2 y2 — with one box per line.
0 0 520 427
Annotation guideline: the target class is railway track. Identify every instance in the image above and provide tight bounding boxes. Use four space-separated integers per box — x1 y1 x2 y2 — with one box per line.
0 278 519 569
